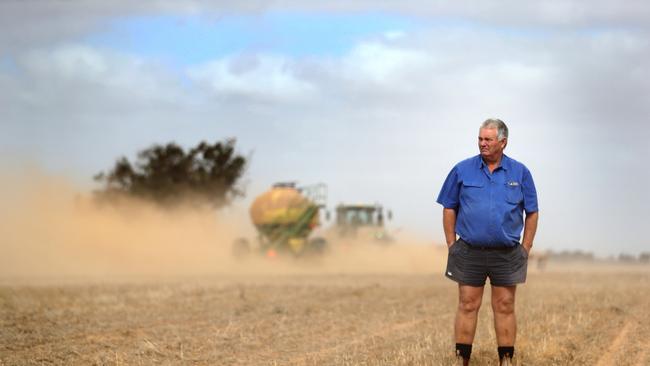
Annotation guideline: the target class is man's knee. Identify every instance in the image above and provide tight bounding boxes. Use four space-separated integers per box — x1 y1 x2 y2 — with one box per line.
458 295 482 314
492 295 515 315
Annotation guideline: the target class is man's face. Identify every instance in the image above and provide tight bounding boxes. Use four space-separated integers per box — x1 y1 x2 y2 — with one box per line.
478 127 506 160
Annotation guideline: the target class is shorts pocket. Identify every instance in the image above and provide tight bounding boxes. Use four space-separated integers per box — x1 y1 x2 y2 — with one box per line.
449 240 462 255
519 245 529 259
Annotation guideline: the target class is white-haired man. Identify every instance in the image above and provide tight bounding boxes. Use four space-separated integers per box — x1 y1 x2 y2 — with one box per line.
437 119 539 365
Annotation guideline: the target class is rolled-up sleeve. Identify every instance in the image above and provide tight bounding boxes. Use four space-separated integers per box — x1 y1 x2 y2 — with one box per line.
437 166 460 209
522 167 538 214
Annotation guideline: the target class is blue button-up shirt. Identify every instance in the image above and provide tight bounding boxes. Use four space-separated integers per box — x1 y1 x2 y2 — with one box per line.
437 154 538 247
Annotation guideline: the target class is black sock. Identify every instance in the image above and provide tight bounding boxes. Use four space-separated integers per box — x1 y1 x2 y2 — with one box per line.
498 346 515 360
456 343 472 360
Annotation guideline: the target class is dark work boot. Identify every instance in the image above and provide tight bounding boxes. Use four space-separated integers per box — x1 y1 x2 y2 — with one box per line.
498 346 515 366
455 344 472 366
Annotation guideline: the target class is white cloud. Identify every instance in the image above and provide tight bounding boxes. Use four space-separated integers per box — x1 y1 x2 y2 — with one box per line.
27 45 111 80
187 54 316 102
383 30 407 41
13 45 184 111
340 42 431 88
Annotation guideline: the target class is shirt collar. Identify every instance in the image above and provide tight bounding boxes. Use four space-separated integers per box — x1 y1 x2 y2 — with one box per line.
477 154 510 171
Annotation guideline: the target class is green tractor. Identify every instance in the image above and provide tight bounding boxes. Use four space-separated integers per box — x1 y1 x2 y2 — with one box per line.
233 182 328 258
333 203 394 243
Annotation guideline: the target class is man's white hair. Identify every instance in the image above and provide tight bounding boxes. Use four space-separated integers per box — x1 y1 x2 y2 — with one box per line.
480 118 509 141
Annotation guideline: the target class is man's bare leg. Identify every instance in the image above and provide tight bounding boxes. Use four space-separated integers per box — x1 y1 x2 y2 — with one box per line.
455 284 484 364
491 285 517 364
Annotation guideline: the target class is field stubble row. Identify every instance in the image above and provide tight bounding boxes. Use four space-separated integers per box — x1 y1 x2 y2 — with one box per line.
1 267 649 365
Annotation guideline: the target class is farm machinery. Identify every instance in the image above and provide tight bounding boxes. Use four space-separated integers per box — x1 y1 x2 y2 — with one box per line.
233 182 328 258
332 203 394 244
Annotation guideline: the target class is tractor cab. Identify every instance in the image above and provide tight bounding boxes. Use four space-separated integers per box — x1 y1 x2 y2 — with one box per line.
334 204 393 243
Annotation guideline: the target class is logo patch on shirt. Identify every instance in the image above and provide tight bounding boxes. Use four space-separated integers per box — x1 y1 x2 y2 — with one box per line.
507 181 519 186
447 271 453 276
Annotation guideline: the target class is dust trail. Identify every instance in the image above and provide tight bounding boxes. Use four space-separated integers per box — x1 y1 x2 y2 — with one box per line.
0 169 446 281
0 169 251 279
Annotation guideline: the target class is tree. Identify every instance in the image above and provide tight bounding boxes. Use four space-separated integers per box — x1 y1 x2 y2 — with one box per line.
640 252 650 264
94 139 247 208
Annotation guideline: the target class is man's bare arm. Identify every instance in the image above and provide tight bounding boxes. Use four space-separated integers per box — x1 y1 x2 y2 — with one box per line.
442 208 457 247
521 211 539 253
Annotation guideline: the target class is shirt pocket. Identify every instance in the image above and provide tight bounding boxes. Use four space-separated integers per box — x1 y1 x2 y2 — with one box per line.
505 183 523 204
461 181 484 201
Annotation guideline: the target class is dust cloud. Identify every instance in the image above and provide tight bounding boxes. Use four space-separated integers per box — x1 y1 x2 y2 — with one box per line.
0 169 247 279
0 169 446 282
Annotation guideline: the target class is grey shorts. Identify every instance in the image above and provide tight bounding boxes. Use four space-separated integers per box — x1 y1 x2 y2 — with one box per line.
445 239 528 287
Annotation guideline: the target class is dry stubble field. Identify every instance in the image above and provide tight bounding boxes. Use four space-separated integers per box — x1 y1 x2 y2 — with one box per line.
1 265 649 366
3 178 648 365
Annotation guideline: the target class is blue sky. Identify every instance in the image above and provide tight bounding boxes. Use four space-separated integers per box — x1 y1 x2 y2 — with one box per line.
85 11 561 67
87 12 423 65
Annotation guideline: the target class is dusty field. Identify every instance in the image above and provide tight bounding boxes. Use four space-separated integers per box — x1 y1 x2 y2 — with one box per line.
1 265 649 366
1 177 649 364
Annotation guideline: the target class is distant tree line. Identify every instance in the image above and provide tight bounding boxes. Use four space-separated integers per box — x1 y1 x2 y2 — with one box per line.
94 139 247 208
640 252 650 263
547 250 650 264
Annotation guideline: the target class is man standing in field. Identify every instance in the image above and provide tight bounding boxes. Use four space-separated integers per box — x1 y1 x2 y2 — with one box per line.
436 119 539 366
